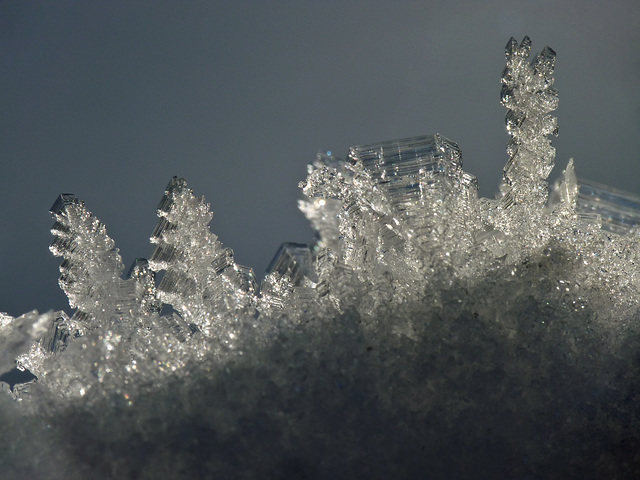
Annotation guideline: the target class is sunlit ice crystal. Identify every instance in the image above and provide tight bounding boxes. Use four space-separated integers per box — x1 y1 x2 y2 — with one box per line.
348 134 478 241
500 36 558 224
149 177 258 331
2 37 640 479
260 242 319 317
49 193 140 326
575 177 640 235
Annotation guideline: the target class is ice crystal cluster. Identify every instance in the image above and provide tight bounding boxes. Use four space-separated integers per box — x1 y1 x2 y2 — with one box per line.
2 38 640 479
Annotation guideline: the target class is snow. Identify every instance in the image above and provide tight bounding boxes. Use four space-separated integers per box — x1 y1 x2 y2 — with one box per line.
1 37 639 479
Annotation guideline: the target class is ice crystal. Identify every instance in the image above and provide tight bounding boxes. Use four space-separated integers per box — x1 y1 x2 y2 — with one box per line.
1 37 640 479
149 176 258 342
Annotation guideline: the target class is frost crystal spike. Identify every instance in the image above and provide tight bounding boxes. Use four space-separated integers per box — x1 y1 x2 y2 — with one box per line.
500 36 558 212
49 193 139 327
149 177 257 339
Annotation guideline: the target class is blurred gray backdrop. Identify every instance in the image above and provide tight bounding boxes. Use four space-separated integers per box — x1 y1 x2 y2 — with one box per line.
1 0 639 316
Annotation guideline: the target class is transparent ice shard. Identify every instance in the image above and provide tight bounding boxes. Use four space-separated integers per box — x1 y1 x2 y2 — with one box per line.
550 158 578 208
348 134 473 216
576 178 640 235
266 242 317 285
349 134 462 175
260 243 318 311
345 134 479 276
34 310 72 355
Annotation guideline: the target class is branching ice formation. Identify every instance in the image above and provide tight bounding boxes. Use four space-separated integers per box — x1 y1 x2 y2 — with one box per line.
500 36 558 210
1 37 640 479
149 177 258 343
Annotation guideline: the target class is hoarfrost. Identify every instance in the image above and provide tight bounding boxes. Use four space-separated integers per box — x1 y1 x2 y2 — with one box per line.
1 38 640 479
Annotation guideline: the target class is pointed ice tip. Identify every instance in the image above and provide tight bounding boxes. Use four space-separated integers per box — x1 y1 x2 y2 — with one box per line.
560 158 578 205
520 36 531 50
505 37 518 57
533 45 557 76
164 176 189 195
542 45 556 57
157 177 190 214
127 258 150 279
50 194 80 215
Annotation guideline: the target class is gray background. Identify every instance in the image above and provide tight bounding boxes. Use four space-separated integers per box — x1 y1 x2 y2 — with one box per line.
1 1 639 317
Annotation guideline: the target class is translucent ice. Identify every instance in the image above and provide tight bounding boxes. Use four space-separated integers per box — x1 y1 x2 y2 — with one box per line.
0 311 49 373
2 38 640 479
500 36 558 213
576 178 640 234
